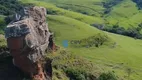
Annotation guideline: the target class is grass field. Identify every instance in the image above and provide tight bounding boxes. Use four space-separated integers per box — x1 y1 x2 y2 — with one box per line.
47 15 104 44
0 0 142 79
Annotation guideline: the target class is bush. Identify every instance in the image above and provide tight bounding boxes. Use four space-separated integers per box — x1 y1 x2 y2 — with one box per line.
46 9 59 15
99 72 117 80
65 68 98 80
65 68 86 80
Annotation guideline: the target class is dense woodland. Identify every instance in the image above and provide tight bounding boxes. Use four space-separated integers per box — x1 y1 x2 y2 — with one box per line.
132 0 142 9
0 0 33 16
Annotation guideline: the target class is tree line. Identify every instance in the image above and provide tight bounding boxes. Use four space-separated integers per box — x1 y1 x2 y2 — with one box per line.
92 23 142 39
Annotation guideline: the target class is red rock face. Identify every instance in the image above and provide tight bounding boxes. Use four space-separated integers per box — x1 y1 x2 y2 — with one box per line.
5 6 52 80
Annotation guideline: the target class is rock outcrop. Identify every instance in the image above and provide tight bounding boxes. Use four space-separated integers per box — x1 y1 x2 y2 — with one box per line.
5 6 52 80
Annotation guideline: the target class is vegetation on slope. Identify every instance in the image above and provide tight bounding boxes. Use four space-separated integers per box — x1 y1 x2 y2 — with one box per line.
47 48 117 80
47 49 100 80
104 0 142 28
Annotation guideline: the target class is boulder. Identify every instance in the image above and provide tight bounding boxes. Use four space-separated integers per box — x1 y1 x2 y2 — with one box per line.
5 6 52 80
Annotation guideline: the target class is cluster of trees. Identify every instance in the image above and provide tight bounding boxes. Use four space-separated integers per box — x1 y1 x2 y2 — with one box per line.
92 23 142 39
70 33 109 48
132 0 142 9
0 0 33 16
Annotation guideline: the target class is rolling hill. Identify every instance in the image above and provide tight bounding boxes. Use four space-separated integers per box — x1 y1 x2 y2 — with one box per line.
40 0 142 28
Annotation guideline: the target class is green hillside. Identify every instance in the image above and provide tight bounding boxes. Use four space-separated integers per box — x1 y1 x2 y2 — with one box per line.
0 0 142 80
47 15 142 80
40 0 142 28
47 15 107 44
22 0 103 24
42 0 104 17
105 0 142 28
39 0 142 39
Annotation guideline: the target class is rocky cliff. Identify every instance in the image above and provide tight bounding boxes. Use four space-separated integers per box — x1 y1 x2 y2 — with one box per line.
4 6 52 80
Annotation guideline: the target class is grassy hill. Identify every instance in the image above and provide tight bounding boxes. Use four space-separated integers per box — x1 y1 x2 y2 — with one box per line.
22 0 103 24
42 0 104 17
40 0 142 28
47 15 142 80
47 15 107 44
0 0 142 80
39 0 142 39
